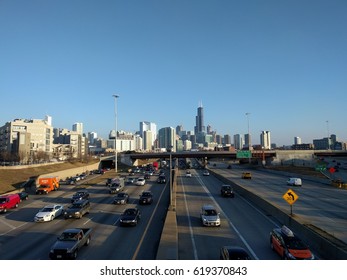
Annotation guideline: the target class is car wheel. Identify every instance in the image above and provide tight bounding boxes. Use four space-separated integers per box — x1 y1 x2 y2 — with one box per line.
50 215 54 221
85 237 90 246
15 203 19 208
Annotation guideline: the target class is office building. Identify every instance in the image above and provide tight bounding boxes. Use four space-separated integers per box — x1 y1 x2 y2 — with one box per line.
140 121 157 150
260 131 271 150
72 122 83 135
158 127 176 152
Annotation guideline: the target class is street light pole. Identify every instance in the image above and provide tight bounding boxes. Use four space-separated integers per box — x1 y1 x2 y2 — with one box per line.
246 112 251 163
113 94 119 174
246 112 250 149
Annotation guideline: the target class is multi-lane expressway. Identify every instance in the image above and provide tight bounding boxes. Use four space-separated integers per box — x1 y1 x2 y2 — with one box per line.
1 164 346 260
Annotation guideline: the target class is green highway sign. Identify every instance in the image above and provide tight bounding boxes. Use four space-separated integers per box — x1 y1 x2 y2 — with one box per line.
315 165 326 171
236 150 252 159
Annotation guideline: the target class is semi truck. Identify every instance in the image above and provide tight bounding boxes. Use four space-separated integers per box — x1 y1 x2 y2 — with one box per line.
36 176 60 194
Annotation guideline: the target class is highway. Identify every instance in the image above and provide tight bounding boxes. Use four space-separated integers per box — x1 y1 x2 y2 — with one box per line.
209 163 347 245
1 163 346 260
0 173 169 260
176 167 287 260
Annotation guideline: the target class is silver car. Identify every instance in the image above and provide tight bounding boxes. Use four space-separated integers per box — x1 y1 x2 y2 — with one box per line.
200 204 221 227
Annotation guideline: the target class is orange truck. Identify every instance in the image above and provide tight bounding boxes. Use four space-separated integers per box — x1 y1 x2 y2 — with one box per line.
36 176 60 194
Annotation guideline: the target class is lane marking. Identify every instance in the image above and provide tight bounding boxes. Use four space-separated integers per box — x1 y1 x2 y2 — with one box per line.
195 174 259 260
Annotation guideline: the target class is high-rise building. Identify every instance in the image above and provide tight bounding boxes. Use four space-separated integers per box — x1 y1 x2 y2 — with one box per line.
294 137 302 145
72 122 83 135
234 134 243 150
88 132 98 145
194 102 205 144
140 121 157 150
0 117 53 162
158 127 176 152
260 131 271 150
223 134 232 145
244 134 252 149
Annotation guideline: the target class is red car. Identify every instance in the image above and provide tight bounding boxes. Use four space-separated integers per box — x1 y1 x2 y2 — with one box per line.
270 225 314 260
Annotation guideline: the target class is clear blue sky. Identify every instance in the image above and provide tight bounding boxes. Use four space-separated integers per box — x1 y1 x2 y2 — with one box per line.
1 0 346 146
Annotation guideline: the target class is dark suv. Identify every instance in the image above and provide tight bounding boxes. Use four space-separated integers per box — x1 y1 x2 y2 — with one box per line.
221 185 234 198
139 191 153 205
71 190 89 203
64 200 90 219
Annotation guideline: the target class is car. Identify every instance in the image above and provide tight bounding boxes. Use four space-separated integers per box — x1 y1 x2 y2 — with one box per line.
135 177 146 186
185 171 192 177
34 204 64 222
157 175 166 184
139 191 153 205
119 208 141 226
242 172 252 179
71 190 89 203
126 177 136 184
0 194 20 213
144 173 151 179
113 192 129 205
203 170 210 176
270 225 314 260
64 200 90 219
18 191 29 201
287 177 302 186
221 185 234 197
220 246 251 260
200 204 221 227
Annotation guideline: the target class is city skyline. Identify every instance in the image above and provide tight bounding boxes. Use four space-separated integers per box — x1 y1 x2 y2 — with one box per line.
1 1 346 146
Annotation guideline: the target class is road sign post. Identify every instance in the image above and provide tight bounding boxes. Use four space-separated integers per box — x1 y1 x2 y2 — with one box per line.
282 189 299 216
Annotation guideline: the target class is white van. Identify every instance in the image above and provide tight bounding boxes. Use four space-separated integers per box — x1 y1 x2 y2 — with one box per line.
287 178 302 186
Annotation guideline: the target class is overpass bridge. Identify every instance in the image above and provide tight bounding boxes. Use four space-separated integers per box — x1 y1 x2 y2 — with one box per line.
100 150 347 169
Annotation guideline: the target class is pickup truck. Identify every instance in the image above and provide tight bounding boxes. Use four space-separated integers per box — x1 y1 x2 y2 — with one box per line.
49 228 92 259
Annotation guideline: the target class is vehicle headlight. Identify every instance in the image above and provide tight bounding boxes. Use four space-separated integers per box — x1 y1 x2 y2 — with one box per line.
75 212 80 215
64 211 67 215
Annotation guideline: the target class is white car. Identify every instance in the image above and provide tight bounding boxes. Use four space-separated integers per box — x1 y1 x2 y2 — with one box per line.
203 170 210 176
135 177 146 186
34 204 64 222
186 171 192 177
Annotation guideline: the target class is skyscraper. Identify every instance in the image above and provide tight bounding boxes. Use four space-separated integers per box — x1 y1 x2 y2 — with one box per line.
139 121 157 150
260 131 271 150
194 102 205 135
72 122 83 135
194 102 206 144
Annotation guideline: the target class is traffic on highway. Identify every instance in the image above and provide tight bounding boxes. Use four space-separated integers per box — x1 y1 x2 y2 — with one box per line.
0 160 346 260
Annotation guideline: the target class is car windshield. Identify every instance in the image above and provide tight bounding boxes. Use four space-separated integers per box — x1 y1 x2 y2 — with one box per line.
59 232 78 241
70 204 82 209
284 236 308 250
142 192 151 197
41 207 53 212
203 209 217 216
124 209 136 215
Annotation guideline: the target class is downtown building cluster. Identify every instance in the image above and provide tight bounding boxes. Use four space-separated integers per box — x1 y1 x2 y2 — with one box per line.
1 104 346 164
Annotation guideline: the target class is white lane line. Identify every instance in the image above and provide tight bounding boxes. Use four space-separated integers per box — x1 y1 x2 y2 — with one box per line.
195 175 259 260
180 175 199 260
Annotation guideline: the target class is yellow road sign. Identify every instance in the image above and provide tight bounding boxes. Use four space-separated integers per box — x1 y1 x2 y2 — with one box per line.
282 189 299 205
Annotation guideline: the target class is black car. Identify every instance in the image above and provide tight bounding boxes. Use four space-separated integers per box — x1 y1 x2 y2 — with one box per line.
157 175 166 184
119 208 141 226
221 185 234 198
220 246 251 260
64 200 90 219
144 173 150 179
18 191 29 201
71 190 89 203
139 191 153 205
113 192 129 205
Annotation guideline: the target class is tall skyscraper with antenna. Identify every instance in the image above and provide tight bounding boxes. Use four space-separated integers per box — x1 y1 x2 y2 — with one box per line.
194 101 206 144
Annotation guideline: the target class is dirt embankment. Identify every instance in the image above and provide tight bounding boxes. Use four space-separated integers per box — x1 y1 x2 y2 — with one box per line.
0 160 99 194
264 165 327 179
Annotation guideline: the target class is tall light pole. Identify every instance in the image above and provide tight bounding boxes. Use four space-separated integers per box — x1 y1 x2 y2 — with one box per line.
326 120 330 150
246 112 251 149
113 94 119 174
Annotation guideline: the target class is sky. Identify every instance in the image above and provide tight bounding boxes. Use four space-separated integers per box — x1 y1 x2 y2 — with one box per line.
0 0 346 146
